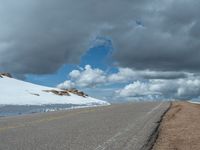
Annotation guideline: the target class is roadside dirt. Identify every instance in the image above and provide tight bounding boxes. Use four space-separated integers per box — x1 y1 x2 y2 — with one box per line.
152 102 200 150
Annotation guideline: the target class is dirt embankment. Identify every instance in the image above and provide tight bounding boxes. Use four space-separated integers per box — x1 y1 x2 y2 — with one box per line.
153 102 200 150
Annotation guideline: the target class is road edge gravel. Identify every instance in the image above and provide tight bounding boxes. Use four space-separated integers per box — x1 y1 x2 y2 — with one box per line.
141 102 172 150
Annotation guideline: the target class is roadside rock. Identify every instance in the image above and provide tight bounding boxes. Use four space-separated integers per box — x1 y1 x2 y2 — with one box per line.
0 73 12 78
43 90 70 96
68 88 88 97
43 88 89 98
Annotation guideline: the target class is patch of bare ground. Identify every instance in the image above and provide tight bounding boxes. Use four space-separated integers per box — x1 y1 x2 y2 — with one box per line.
153 102 200 150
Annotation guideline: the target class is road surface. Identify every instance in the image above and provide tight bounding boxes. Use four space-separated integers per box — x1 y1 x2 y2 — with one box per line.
0 102 170 150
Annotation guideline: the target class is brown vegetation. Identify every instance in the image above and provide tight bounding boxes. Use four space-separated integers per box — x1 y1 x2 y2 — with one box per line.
43 90 70 96
43 88 88 97
67 88 88 97
153 102 200 150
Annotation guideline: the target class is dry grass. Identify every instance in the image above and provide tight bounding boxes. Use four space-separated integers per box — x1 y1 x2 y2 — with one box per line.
153 102 200 150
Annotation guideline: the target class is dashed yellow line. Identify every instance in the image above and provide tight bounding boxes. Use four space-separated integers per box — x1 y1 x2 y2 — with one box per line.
0 108 100 133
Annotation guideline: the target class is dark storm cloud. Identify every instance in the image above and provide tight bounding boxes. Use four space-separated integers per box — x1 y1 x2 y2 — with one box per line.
1 0 200 75
0 0 149 74
0 0 159 75
112 0 200 72
0 0 91 74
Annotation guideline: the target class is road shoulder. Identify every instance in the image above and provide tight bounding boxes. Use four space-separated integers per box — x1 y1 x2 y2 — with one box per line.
153 102 200 150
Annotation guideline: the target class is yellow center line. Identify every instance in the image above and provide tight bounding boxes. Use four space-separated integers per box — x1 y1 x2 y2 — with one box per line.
0 108 99 133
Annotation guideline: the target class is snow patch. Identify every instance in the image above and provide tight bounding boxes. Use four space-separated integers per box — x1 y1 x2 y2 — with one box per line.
0 76 109 106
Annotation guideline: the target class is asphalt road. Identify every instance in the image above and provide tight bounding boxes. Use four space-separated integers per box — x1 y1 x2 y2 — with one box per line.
0 102 170 150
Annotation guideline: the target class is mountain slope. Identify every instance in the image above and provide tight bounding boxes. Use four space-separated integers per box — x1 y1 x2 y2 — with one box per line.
0 75 109 106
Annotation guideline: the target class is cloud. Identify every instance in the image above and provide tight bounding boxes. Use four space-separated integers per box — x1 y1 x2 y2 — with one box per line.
1 0 200 75
110 0 200 72
72 65 107 87
116 77 200 100
2 0 200 101
116 81 160 98
57 80 75 89
0 0 90 74
108 68 188 83
69 70 81 79
0 0 149 74
58 65 106 88
57 65 200 100
58 65 189 90
176 79 200 99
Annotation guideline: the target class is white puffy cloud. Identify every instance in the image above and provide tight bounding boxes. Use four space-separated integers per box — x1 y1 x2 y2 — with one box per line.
58 65 107 89
69 70 81 79
116 81 160 97
57 80 75 89
74 65 107 87
176 79 200 99
58 65 187 89
57 65 200 101
116 77 200 100
108 68 138 83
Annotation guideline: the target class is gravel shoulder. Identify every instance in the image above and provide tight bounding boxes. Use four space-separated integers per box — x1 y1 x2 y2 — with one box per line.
153 102 200 150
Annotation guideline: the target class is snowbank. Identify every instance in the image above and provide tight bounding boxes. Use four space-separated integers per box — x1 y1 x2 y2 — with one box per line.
0 76 109 106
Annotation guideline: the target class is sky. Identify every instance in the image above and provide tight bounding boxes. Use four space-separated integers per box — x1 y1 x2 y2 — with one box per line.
1 0 200 102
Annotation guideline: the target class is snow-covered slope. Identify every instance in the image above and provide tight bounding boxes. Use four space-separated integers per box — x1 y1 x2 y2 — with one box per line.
0 76 109 106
